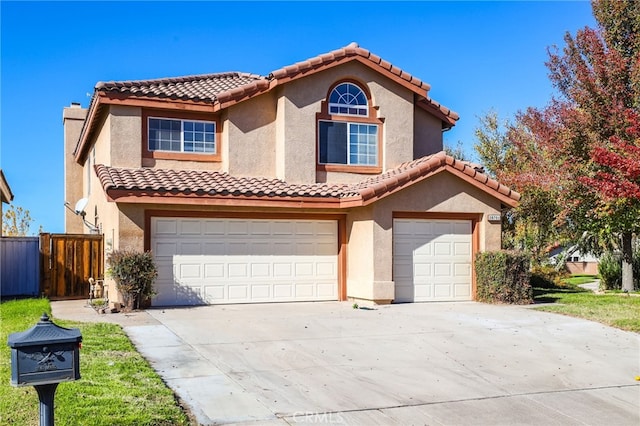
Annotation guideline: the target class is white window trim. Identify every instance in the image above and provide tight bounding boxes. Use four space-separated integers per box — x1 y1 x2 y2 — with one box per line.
318 120 378 166
147 117 216 154
328 83 368 117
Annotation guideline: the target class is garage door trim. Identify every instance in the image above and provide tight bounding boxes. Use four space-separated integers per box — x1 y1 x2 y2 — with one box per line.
144 210 347 302
393 212 481 300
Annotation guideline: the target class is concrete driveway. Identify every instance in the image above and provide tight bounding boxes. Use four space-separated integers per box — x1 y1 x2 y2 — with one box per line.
54 300 640 425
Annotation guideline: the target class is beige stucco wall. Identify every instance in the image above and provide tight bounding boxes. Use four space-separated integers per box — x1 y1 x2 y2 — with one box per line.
63 104 88 233
345 170 504 303
109 105 142 168
224 62 443 182
226 92 276 177
414 106 444 158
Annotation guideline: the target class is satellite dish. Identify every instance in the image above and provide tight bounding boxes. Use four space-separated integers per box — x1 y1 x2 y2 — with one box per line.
74 198 89 215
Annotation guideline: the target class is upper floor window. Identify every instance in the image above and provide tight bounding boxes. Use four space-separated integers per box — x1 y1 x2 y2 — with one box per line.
148 117 216 154
317 81 382 173
329 83 368 116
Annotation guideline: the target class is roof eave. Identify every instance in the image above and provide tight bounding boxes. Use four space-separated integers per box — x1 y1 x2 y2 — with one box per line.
103 189 364 209
0 170 14 204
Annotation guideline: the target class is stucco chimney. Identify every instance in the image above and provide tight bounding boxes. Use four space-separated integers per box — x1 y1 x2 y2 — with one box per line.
63 103 88 234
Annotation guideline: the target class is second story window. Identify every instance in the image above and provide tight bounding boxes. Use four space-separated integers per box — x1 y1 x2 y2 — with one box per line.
148 118 216 154
317 81 382 172
328 82 368 116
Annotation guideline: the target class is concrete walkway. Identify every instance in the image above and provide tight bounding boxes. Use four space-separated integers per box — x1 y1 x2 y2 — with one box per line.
52 300 640 426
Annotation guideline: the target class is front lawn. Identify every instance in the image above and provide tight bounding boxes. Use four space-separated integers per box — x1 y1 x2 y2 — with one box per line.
560 274 599 286
533 285 640 333
0 298 192 425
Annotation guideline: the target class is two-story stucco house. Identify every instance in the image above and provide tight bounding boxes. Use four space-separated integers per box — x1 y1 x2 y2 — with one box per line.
63 42 519 307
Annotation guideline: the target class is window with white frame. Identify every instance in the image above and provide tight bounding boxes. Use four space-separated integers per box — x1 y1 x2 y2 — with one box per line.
329 82 368 116
148 117 216 154
318 82 379 167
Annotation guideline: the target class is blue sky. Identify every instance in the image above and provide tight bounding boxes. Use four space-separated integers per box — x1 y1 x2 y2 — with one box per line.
1 1 596 234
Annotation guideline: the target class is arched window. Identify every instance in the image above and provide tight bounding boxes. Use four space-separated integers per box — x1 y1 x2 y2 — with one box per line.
328 83 368 116
317 81 382 171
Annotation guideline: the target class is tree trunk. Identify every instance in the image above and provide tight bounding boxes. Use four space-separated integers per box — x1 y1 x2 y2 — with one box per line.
621 232 634 292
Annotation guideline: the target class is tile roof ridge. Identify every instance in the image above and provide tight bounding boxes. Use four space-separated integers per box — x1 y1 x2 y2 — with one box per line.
95 72 264 90
266 42 430 92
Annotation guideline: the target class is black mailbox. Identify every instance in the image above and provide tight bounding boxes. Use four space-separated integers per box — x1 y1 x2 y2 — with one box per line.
8 313 82 387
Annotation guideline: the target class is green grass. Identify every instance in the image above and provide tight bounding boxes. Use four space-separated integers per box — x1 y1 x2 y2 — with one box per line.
533 285 640 332
1 298 192 425
561 274 599 286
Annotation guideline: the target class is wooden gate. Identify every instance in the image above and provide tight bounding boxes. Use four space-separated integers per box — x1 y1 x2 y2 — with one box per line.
40 233 103 300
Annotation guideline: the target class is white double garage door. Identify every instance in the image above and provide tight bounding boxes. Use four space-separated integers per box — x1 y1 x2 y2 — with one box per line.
150 217 472 306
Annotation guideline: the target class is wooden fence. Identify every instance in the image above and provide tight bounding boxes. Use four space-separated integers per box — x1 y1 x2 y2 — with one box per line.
40 233 104 300
1 237 40 297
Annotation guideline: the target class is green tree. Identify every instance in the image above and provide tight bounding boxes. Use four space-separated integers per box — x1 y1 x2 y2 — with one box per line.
2 204 35 236
473 110 515 178
511 0 640 290
443 141 470 161
473 111 564 263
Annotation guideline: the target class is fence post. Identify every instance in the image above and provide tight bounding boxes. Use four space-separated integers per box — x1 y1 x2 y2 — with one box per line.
39 233 51 297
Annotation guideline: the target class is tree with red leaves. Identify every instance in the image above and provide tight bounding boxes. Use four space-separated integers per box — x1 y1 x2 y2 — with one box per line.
506 0 640 290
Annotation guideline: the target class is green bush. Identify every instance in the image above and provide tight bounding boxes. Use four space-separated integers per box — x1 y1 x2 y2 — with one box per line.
598 251 640 291
107 249 158 310
598 252 622 290
475 250 532 304
530 264 569 288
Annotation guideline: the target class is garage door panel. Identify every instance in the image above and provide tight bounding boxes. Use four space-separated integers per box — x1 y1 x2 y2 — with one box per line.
151 218 338 305
295 284 314 297
454 283 471 297
454 242 471 255
250 221 271 235
414 284 432 299
155 241 178 256
228 263 248 278
203 220 225 235
203 242 225 255
251 284 271 299
180 220 202 235
204 263 224 278
178 263 202 279
454 263 471 277
295 263 314 276
393 219 472 303
274 263 293 277
434 263 451 276
250 241 271 255
434 242 451 256
155 219 178 235
204 285 225 301
250 263 270 277
274 284 293 298
316 262 336 277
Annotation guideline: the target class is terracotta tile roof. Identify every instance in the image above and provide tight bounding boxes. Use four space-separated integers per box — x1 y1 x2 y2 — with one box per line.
77 43 460 164
354 152 520 203
95 72 265 103
95 165 359 199
92 42 458 123
95 152 519 207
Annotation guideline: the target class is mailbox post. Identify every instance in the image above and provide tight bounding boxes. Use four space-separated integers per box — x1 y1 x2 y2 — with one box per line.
7 313 82 426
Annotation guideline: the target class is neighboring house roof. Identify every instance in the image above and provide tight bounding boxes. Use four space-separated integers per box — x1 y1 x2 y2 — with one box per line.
75 42 459 162
95 152 520 209
0 169 14 204
549 245 600 263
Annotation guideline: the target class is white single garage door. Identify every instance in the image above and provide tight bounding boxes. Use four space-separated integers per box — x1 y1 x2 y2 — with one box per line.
150 217 338 306
393 219 472 302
